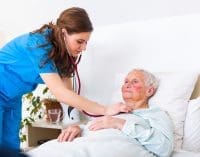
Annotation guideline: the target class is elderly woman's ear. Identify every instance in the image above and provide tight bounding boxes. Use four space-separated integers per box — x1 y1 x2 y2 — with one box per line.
146 86 155 97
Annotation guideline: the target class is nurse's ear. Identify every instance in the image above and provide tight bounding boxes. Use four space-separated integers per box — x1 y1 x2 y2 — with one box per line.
62 29 70 41
62 28 68 41
62 28 68 35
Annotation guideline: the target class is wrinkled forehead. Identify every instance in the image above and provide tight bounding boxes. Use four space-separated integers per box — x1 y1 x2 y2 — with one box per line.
126 70 145 81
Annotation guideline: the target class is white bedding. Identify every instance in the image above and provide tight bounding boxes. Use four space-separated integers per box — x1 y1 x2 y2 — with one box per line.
28 131 200 157
28 114 156 157
28 130 155 157
27 114 200 157
172 150 200 157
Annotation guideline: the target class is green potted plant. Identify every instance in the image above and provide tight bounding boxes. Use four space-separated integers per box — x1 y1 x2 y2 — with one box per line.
20 86 63 142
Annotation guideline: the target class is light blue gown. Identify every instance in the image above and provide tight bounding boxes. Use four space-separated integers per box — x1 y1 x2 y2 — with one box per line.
0 29 57 150
121 107 174 157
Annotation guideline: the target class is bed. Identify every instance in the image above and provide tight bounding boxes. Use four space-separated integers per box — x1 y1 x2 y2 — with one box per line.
29 13 200 156
77 13 200 157
27 74 200 157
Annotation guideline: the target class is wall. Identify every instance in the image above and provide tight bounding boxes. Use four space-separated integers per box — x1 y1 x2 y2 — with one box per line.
1 0 200 104
1 0 200 115
1 0 200 41
78 13 200 104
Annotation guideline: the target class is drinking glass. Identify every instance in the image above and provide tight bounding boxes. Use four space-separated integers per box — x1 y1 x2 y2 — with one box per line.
47 109 62 124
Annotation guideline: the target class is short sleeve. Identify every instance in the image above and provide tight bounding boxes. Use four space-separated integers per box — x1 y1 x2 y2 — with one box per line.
31 52 57 74
26 33 58 74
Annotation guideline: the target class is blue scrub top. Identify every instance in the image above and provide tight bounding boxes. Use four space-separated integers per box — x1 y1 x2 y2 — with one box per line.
0 30 58 102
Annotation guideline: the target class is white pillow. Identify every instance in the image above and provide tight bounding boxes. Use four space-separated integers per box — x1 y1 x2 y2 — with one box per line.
111 72 198 151
182 97 200 152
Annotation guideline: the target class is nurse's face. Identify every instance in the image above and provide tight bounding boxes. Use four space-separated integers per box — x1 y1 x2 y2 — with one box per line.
63 29 91 57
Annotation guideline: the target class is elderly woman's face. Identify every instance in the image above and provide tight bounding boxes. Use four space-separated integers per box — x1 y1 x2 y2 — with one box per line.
121 70 147 102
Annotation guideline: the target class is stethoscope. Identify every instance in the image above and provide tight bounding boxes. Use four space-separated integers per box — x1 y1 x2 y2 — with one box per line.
63 30 103 118
68 54 103 117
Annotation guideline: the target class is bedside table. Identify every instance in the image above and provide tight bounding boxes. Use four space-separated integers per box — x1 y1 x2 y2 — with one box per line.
27 120 84 147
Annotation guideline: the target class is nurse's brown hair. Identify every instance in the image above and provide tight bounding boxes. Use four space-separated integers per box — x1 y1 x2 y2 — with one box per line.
33 7 93 77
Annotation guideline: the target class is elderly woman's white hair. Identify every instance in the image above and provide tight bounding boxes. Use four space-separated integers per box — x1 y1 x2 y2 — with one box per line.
133 68 159 91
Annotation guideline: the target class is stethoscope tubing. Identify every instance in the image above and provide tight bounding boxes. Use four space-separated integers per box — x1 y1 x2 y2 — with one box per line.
69 54 103 117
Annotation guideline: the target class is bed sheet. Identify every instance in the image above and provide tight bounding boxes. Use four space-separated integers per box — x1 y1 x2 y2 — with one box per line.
27 136 200 157
27 132 155 157
172 150 200 157
27 114 156 157
27 114 200 157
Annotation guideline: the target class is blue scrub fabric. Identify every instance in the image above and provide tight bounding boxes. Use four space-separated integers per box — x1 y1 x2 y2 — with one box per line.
0 29 58 150
0 97 22 150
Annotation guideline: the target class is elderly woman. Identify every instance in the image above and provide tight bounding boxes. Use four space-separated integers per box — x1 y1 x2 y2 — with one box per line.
28 69 174 157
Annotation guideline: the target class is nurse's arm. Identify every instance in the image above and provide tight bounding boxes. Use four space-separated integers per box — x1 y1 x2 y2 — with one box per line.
62 77 73 90
40 73 106 115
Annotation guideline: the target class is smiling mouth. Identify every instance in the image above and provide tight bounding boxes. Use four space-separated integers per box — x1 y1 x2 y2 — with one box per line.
71 51 80 56
75 51 81 54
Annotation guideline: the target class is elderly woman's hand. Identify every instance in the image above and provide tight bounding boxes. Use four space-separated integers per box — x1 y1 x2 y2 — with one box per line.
88 116 126 131
105 102 132 116
57 125 81 142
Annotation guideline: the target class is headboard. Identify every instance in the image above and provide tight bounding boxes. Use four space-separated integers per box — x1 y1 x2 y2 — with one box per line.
191 76 200 99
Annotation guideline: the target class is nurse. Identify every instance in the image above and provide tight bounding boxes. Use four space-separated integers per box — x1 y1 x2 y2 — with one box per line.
0 7 131 150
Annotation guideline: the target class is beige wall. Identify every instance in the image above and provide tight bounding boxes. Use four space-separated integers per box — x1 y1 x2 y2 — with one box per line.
0 31 6 47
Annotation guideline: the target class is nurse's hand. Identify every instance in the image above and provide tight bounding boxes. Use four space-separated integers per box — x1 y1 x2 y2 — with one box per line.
57 125 81 142
105 102 132 116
